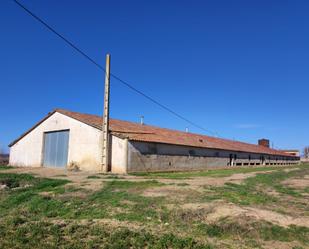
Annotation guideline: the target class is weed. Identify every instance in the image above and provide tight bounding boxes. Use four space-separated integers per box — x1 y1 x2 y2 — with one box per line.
303 187 309 193
259 223 309 243
0 218 213 249
177 182 190 186
197 219 309 243
83 180 165 221
0 175 165 222
87 175 101 179
0 165 12 171
0 173 69 217
0 173 35 188
105 175 124 179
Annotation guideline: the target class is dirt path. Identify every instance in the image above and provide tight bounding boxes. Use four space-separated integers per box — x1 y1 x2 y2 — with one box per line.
282 176 309 189
173 201 309 227
2 167 261 190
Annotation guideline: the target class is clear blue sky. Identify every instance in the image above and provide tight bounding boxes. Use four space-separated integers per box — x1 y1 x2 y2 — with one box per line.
1 0 308 154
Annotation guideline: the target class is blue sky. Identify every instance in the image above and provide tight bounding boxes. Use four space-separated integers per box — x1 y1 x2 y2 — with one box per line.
1 0 308 154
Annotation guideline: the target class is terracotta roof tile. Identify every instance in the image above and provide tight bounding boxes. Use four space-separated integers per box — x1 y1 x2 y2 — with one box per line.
55 109 295 157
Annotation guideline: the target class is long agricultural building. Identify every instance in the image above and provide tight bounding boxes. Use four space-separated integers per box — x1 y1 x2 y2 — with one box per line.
9 109 300 173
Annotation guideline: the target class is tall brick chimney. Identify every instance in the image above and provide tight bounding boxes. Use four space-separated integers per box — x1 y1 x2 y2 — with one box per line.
258 139 270 148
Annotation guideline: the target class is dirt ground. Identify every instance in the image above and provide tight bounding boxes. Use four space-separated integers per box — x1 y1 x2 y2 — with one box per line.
177 201 309 227
5 166 309 228
2 167 258 192
282 176 309 189
3 167 270 189
2 165 309 248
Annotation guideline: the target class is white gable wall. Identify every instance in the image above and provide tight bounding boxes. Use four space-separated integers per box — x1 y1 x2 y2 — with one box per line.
9 112 102 171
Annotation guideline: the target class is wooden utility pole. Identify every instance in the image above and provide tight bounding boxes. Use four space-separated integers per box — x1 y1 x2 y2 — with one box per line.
102 54 111 172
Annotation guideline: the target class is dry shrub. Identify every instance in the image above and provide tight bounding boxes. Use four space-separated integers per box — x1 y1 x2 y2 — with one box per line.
67 161 80 171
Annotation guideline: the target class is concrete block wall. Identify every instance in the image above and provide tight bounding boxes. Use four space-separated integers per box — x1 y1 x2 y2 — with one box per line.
126 141 299 173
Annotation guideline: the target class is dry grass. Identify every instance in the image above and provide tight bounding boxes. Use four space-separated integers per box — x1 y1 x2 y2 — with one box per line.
0 164 308 248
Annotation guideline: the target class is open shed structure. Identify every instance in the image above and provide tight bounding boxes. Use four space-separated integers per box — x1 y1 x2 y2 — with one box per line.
9 109 300 173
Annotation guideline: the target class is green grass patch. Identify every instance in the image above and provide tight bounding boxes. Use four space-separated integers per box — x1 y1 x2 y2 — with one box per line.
197 219 309 244
203 166 309 205
177 182 190 186
0 165 12 171
0 218 213 249
0 173 165 222
1 167 308 248
87 175 101 179
105 175 124 179
131 165 302 179
0 173 69 217
81 180 165 221
88 174 124 180
207 182 277 205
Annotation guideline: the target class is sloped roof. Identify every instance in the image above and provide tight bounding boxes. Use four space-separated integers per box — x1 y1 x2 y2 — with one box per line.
10 108 293 157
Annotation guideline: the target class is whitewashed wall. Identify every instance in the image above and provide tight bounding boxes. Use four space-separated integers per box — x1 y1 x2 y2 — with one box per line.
110 136 128 173
9 112 102 171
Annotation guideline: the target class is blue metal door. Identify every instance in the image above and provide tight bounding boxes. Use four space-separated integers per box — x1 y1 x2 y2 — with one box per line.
43 130 69 168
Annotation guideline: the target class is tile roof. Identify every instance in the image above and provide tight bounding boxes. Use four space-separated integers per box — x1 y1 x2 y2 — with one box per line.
54 109 294 157
9 108 296 158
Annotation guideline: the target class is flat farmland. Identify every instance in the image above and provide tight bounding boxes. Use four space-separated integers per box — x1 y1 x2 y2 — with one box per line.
0 164 308 249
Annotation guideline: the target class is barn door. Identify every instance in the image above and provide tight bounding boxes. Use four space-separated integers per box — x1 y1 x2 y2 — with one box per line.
43 130 69 168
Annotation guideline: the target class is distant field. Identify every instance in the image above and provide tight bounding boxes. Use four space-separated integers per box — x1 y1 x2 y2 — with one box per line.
0 164 308 248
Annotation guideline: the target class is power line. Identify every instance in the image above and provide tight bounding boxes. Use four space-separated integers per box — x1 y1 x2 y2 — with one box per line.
110 74 217 135
13 0 220 137
13 0 104 71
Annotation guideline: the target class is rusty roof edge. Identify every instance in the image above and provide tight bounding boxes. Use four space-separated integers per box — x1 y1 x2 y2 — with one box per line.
56 109 102 131
61 110 299 158
110 130 155 135
108 119 296 157
110 132 130 139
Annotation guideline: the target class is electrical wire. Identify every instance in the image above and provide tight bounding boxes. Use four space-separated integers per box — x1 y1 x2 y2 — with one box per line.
13 0 221 137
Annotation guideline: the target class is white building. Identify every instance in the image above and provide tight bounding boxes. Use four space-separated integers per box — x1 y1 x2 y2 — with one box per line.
9 109 299 173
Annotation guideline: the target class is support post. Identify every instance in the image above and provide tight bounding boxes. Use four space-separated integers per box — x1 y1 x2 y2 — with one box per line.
102 54 111 172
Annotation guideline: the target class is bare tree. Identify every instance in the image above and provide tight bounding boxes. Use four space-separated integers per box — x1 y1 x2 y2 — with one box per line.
304 146 309 159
